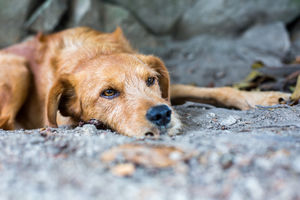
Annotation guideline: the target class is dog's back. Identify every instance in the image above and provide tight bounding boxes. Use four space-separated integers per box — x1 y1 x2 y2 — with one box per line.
0 27 136 129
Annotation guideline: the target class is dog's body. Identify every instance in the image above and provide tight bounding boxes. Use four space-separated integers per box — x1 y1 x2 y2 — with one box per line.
0 27 290 137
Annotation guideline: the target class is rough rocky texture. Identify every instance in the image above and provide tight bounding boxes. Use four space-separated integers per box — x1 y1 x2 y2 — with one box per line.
25 0 68 33
106 0 194 34
0 103 300 200
68 0 103 31
159 22 290 86
0 0 37 47
0 0 300 85
291 18 300 55
68 1 157 50
101 3 158 50
176 0 300 39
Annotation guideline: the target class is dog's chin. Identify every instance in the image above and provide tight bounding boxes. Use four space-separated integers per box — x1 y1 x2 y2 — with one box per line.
126 114 182 138
143 126 181 139
167 114 182 136
145 111 182 138
122 126 164 139
144 126 169 138
141 123 182 139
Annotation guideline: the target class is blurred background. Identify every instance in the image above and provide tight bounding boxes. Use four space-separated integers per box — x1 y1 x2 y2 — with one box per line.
1 0 300 87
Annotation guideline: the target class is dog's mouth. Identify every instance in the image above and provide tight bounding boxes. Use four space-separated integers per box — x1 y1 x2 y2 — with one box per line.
144 124 172 138
78 119 173 138
78 119 112 131
145 132 155 137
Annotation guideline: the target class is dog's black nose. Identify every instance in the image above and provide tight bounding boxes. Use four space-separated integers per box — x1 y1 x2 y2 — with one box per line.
146 105 172 127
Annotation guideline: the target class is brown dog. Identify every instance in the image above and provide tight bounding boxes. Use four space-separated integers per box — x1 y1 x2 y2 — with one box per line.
0 27 290 137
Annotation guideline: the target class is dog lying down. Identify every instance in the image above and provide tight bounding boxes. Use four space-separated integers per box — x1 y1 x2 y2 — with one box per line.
0 27 290 137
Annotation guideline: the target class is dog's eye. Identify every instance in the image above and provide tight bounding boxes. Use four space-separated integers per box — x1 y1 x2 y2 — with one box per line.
146 77 155 87
101 89 120 99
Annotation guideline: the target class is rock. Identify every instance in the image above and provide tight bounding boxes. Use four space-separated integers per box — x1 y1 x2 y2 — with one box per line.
102 3 158 51
0 0 38 47
207 113 216 118
230 191 244 200
292 40 300 55
290 19 300 55
68 0 103 31
292 157 300 174
81 124 98 135
209 152 220 164
106 0 194 34
68 1 157 51
161 22 290 86
26 0 68 33
220 115 241 126
238 22 290 63
219 153 234 169
255 158 272 171
176 0 300 39
245 177 264 199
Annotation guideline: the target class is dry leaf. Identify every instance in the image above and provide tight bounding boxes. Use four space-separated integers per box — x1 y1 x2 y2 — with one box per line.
291 75 300 102
296 56 300 64
101 143 194 168
111 163 135 177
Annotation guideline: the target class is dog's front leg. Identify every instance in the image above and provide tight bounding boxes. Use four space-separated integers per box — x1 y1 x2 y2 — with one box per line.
0 53 30 130
170 84 290 110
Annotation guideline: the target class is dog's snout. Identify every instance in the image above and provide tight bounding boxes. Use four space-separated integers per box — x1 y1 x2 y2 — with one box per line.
146 105 172 126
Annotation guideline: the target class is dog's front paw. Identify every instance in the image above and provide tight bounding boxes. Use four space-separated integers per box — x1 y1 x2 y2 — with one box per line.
241 91 290 109
0 115 14 130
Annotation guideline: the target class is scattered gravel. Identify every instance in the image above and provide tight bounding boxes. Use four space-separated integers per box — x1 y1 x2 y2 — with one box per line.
0 102 300 200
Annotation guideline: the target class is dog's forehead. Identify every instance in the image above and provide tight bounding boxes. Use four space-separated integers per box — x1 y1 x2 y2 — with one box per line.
89 54 156 77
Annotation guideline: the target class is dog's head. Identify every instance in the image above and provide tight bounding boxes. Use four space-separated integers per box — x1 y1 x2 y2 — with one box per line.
46 29 181 137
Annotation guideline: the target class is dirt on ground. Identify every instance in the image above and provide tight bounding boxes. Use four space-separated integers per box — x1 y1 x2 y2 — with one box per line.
0 102 300 200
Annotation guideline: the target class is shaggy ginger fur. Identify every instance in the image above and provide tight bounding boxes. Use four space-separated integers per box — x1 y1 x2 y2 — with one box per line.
0 27 290 137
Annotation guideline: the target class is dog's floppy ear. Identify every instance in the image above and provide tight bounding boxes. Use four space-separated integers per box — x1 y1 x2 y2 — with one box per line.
46 76 81 127
137 55 170 101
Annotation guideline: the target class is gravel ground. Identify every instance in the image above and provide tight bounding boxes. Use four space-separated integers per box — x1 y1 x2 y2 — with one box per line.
0 102 300 200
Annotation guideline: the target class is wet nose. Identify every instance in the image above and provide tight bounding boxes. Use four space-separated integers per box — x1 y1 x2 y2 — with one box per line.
146 105 172 127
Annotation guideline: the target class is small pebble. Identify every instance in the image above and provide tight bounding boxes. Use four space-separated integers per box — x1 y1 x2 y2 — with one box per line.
220 115 240 126
245 177 264 199
292 157 300 174
169 152 182 161
219 153 234 169
255 158 272 171
207 112 216 118
82 124 98 135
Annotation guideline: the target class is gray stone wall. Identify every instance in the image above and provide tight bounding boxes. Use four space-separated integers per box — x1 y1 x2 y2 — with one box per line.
1 0 300 86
